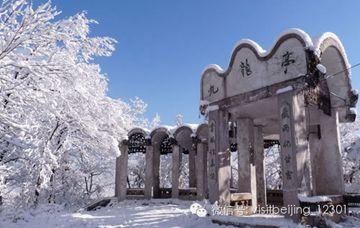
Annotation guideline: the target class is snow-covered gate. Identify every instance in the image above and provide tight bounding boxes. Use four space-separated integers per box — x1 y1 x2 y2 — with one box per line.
115 29 358 223
115 124 209 201
199 29 357 222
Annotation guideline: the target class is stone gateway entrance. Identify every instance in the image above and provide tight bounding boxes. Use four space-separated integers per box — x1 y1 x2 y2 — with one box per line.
200 28 357 221
115 29 358 222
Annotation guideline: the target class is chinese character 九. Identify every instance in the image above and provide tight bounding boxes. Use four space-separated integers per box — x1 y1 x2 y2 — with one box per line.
208 85 219 96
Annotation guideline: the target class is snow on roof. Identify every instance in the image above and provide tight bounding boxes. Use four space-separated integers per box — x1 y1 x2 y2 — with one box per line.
183 123 199 132
128 123 204 138
203 29 315 76
201 64 225 76
202 28 314 75
279 28 313 48
232 38 266 55
313 32 351 70
201 28 351 79
128 127 151 136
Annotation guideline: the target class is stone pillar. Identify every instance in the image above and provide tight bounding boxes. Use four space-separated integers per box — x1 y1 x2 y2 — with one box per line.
189 148 197 188
153 143 161 198
315 110 344 195
208 114 218 203
145 143 154 199
304 155 312 194
309 126 321 195
278 90 309 222
208 109 230 204
196 141 207 199
115 156 120 198
172 144 181 198
254 126 266 207
115 142 128 201
204 142 209 197
236 118 257 209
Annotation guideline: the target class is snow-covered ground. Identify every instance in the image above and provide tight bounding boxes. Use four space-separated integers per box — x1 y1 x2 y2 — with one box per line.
0 199 220 228
1 199 360 227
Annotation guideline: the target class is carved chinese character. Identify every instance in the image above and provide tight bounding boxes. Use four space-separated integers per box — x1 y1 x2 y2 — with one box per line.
249 147 254 164
208 85 219 97
281 51 295 74
282 124 289 132
240 59 252 77
210 122 215 132
284 155 291 164
281 106 290 119
210 157 215 167
285 170 293 180
283 140 291 148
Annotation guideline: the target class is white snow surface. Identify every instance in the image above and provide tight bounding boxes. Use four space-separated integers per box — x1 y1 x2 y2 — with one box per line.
0 200 220 228
212 214 296 227
129 123 200 139
316 64 327 74
205 104 219 114
276 86 293 94
200 99 210 106
298 194 333 203
2 199 360 227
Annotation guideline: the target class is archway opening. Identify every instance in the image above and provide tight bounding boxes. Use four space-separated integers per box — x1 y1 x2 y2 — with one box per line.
264 142 282 206
127 132 146 197
179 149 189 189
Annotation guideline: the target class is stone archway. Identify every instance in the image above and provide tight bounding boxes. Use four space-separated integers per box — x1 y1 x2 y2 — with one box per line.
150 127 172 198
199 29 358 221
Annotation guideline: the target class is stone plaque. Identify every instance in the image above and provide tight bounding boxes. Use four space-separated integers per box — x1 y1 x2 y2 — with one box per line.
201 34 307 104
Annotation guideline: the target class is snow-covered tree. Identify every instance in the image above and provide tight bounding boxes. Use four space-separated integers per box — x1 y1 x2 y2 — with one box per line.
176 114 183 126
340 119 360 193
264 120 360 193
264 145 282 190
0 0 150 208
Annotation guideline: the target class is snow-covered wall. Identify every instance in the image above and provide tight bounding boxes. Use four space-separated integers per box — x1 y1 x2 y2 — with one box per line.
200 28 357 123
